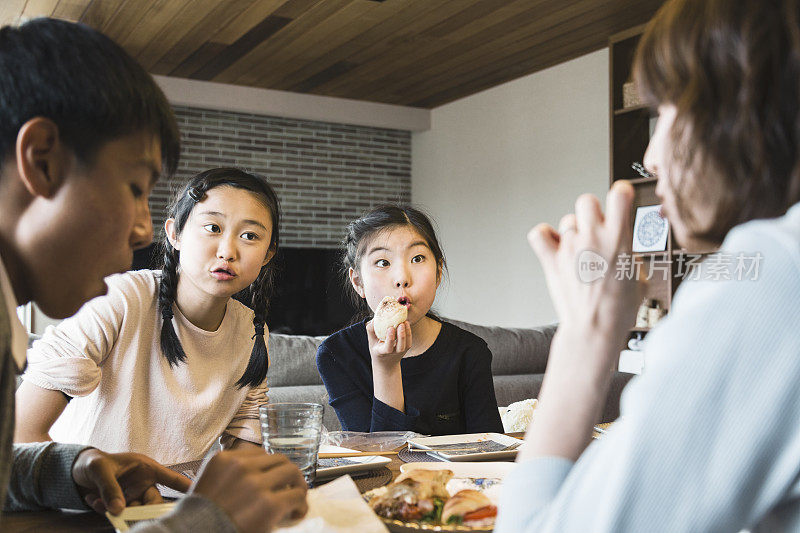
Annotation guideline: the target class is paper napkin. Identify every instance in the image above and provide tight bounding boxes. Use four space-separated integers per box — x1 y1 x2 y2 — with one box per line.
276 475 388 533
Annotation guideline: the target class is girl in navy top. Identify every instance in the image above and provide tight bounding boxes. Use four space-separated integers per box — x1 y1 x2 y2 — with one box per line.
316 205 503 435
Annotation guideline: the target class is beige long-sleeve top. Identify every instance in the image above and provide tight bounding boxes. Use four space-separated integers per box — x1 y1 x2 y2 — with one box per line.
22 269 268 466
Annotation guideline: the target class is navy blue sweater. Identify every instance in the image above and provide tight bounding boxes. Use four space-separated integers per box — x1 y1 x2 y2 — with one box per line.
316 319 504 435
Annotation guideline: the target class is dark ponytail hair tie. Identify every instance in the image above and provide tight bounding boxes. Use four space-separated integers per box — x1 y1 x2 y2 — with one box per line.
161 307 174 321
187 187 204 202
252 323 265 339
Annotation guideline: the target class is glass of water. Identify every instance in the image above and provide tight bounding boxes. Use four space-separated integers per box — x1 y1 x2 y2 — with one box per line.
259 402 324 485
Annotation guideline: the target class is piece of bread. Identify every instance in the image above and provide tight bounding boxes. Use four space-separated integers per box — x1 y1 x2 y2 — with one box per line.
393 468 453 499
441 489 494 523
373 296 408 340
367 469 453 521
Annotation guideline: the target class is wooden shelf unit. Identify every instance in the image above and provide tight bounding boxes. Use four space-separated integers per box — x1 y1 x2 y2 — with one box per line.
610 24 652 183
610 24 677 329
610 24 719 336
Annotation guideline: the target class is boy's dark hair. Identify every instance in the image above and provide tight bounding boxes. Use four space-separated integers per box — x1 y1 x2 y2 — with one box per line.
342 204 447 323
159 168 281 389
634 0 800 243
0 18 179 176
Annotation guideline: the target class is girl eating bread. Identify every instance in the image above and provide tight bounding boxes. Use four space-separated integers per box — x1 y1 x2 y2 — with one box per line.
316 205 504 435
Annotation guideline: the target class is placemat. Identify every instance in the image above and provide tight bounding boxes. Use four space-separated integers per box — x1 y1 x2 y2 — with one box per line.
316 466 393 491
398 448 445 463
350 466 394 491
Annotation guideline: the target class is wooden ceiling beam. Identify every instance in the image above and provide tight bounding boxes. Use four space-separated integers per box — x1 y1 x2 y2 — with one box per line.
316 0 586 101
407 2 662 107
150 0 254 74
267 0 479 92
0 0 668 109
212 0 288 46
115 0 196 60
220 0 358 86
188 13 293 79
80 0 125 32
51 0 92 20
310 0 551 98
134 0 225 71
352 0 660 105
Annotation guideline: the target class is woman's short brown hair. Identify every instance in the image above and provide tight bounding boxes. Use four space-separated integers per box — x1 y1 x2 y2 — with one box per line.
634 0 800 243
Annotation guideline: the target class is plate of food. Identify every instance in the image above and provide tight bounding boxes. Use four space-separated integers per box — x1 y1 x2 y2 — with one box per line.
407 433 522 462
315 445 392 480
364 464 512 532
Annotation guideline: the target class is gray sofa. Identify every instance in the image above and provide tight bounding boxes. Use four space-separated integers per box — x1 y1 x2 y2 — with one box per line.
267 319 635 431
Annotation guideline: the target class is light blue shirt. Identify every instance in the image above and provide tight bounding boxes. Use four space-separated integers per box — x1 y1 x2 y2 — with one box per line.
496 203 800 532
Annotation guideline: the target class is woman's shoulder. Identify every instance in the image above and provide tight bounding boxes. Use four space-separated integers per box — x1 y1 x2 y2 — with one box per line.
651 205 800 367
725 203 800 270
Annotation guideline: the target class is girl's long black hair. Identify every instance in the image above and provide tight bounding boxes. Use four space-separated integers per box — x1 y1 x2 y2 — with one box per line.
158 167 280 389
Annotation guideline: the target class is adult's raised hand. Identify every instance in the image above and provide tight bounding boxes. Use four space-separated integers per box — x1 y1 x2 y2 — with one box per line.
519 181 643 462
528 180 641 352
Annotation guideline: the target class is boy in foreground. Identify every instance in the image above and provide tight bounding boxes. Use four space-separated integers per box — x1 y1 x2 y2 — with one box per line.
0 18 306 533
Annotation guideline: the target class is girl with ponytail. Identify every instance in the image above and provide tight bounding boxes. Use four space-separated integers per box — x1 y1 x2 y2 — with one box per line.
15 168 281 466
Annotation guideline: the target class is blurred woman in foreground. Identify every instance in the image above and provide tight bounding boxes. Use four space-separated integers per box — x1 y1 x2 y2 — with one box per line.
496 0 800 530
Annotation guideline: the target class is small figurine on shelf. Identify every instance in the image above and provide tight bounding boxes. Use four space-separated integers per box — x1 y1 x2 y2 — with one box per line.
623 80 642 108
628 332 645 351
635 298 652 328
635 298 667 328
648 301 667 327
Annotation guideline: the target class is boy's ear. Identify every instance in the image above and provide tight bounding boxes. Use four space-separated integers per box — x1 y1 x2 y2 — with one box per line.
348 267 365 298
164 218 180 250
15 117 66 198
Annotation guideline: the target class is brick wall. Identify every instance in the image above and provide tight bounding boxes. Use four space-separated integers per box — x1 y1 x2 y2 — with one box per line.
149 105 412 248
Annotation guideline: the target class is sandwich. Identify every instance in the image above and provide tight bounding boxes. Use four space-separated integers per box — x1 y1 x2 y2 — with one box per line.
372 295 409 340
367 469 453 522
442 489 498 526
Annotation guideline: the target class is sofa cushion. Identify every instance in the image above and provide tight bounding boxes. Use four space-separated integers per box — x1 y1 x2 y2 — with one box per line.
493 372 634 423
492 374 545 410
267 333 326 387
267 384 340 431
446 319 557 375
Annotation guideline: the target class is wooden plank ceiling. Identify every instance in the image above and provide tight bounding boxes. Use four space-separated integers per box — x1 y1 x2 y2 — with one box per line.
2 0 666 108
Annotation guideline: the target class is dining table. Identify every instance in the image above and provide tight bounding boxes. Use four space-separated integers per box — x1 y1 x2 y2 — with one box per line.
2 451 407 532
3 430 589 532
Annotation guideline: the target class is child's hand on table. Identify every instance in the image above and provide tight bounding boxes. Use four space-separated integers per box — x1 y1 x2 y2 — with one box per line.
71 449 191 515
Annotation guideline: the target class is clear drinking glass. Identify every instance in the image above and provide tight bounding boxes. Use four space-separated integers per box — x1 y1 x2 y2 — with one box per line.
259 402 324 485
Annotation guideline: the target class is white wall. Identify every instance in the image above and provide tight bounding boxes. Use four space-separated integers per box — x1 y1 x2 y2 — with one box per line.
412 49 609 328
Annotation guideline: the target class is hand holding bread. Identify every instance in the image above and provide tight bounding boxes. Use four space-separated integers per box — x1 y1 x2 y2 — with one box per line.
367 296 412 367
